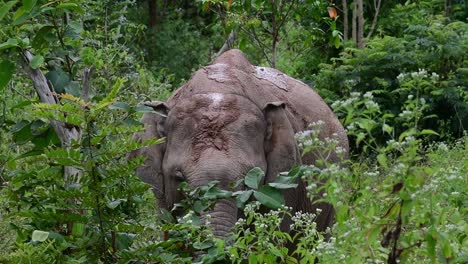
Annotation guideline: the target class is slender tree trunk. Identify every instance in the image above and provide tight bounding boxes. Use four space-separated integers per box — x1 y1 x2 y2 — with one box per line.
444 0 452 16
367 0 381 39
148 0 157 28
342 0 349 42
352 1 357 44
271 0 278 69
357 0 365 48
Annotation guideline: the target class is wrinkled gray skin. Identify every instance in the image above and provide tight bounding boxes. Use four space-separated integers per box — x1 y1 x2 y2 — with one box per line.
129 50 348 238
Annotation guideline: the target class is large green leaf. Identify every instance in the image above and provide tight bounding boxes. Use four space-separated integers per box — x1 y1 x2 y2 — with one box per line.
0 38 19 50
45 68 70 93
244 167 264 190
109 102 130 112
234 190 253 208
23 0 37 11
0 1 17 21
64 81 81 96
254 186 284 209
0 60 15 91
31 25 54 50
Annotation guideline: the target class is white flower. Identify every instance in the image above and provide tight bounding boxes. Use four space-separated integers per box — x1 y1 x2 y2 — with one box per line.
364 91 373 99
397 73 406 81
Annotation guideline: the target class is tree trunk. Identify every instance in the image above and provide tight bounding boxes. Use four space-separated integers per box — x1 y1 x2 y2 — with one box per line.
148 0 157 28
342 0 349 42
352 1 357 44
357 0 365 48
444 0 451 17
271 0 278 69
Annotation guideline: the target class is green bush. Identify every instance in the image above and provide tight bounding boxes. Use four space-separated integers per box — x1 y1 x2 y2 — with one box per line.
314 17 467 142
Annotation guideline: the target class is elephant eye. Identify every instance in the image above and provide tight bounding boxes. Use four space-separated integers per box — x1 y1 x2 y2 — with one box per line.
174 170 186 182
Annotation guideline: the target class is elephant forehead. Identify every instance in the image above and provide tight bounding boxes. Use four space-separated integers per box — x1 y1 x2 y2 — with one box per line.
191 95 240 160
206 93 224 106
174 93 240 115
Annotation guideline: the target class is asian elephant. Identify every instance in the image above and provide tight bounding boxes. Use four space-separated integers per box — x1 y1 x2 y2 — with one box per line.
129 49 348 237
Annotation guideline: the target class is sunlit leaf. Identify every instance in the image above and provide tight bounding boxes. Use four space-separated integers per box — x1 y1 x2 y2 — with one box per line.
30 55 44 69
31 230 49 242
0 38 19 50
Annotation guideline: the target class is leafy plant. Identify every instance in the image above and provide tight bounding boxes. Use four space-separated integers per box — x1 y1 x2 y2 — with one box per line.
1 83 162 262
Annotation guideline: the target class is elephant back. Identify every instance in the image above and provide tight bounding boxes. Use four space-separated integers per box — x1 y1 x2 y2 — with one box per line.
167 49 347 149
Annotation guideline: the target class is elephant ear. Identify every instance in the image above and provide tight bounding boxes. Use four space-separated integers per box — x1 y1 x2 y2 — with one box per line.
263 102 301 184
128 101 169 209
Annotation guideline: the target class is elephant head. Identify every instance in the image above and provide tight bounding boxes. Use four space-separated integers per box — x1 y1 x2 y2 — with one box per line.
131 93 301 237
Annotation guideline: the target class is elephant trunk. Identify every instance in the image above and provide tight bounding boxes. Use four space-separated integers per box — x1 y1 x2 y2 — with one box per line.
202 198 237 237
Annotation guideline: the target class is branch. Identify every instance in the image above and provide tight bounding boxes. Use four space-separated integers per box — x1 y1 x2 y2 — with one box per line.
212 31 237 61
20 50 80 148
81 66 95 101
240 26 273 66
366 0 381 39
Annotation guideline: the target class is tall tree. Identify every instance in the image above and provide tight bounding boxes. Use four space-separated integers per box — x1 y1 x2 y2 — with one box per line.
352 1 357 43
148 0 158 28
342 0 349 41
357 0 364 48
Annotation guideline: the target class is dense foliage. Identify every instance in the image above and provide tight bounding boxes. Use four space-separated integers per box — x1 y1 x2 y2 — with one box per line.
0 0 466 263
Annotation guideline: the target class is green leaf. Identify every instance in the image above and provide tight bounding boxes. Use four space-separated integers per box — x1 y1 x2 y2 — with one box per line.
0 1 17 21
203 185 231 200
30 119 48 135
0 38 19 50
107 199 126 209
425 226 437 260
382 124 393 135
30 55 44 69
32 26 54 50
193 240 213 250
71 223 84 237
377 153 388 168
356 118 377 132
159 208 175 223
420 129 439 136
45 69 70 93
23 0 37 11
248 254 258 264
64 81 81 96
244 167 264 190
254 186 284 209
57 2 84 13
31 230 49 242
268 182 298 189
109 102 130 112
0 60 15 91
234 190 253 208
12 6 31 25
116 232 136 250
133 105 154 113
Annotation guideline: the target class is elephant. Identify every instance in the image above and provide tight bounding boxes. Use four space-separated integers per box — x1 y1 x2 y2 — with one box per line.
129 49 349 238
